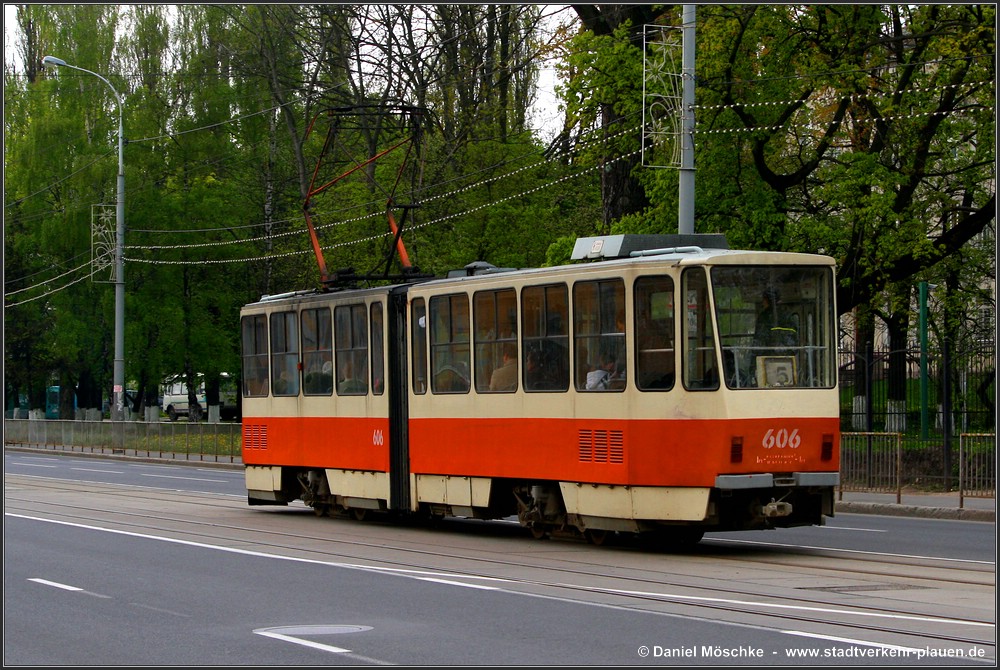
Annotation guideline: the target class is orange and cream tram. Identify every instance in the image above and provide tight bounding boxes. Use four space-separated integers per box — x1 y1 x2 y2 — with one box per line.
240 234 840 545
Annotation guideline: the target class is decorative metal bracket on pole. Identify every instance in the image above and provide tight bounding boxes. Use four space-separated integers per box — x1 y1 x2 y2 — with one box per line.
91 204 116 282
641 25 683 169
44 55 127 420
641 5 696 235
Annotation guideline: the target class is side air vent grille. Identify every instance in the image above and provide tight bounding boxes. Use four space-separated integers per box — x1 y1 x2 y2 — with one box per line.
578 429 624 464
243 423 268 450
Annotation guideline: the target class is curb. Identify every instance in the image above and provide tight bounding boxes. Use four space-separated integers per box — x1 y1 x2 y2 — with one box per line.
836 501 995 523
4 445 243 470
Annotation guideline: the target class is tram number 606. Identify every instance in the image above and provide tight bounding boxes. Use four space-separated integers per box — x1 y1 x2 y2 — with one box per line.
762 428 800 449
372 429 384 446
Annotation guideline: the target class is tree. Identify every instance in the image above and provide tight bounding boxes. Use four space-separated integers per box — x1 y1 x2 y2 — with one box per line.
5 5 124 414
691 5 995 316
560 5 663 229
5 4 992 427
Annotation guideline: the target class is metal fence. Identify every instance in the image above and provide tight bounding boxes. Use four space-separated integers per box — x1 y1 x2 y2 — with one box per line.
836 337 995 506
4 419 994 505
959 433 997 506
839 342 995 436
3 418 242 463
839 431 996 505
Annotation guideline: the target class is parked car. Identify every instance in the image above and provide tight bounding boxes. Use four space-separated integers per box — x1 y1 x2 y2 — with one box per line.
161 376 206 421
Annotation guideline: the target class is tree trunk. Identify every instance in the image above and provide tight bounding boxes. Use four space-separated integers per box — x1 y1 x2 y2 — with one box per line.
883 285 912 432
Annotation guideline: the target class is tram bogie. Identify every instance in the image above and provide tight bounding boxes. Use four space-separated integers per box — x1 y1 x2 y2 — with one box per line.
239 235 841 546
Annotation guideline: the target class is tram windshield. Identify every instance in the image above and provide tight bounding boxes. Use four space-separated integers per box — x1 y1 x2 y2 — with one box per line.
711 265 836 389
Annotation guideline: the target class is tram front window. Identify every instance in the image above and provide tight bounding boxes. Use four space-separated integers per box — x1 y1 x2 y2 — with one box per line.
712 266 836 389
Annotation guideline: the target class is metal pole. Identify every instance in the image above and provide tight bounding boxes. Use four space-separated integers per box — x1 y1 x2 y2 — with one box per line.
113 94 126 422
678 5 695 235
42 56 126 421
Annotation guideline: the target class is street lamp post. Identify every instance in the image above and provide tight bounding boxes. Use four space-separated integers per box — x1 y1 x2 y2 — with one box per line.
43 55 127 421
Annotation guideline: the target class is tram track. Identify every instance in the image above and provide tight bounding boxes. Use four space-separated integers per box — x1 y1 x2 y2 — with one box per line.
699 541 996 587
6 473 995 657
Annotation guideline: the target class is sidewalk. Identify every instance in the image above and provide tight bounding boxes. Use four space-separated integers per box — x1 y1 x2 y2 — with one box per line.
836 490 995 522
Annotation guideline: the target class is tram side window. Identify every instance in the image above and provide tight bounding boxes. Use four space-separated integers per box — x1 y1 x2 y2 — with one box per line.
521 284 569 391
335 304 368 395
302 307 333 395
682 268 719 390
474 289 518 393
635 276 675 391
241 314 269 397
270 311 300 396
370 302 385 395
411 298 427 394
429 294 471 393
574 279 626 391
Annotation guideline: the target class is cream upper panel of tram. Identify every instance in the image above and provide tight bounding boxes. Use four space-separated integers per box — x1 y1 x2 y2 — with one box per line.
240 250 837 421
240 288 392 419
405 256 836 422
242 394 388 419
404 379 837 421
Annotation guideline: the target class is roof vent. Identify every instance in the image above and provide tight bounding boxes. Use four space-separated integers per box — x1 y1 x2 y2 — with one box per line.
446 261 518 278
571 234 728 260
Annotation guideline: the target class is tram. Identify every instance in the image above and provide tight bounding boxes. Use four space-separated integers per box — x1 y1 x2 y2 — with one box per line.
239 234 840 545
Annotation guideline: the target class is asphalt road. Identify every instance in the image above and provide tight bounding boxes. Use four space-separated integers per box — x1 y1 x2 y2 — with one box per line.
4 450 995 666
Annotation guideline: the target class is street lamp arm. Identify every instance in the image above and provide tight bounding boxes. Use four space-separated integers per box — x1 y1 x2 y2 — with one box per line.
42 55 124 112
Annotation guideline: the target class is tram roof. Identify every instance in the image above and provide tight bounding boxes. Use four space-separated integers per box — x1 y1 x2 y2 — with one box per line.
570 233 729 260
419 237 834 291
245 234 833 308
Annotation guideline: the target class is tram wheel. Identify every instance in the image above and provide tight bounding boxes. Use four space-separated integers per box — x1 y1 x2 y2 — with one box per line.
584 529 609 546
529 525 548 540
669 527 704 547
643 527 705 551
351 508 368 521
313 504 330 517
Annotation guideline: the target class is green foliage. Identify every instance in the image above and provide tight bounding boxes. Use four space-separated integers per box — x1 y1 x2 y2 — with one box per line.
3 4 993 416
560 22 644 165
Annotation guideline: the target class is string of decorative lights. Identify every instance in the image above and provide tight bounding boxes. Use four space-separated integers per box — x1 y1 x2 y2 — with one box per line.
126 148 640 266
128 81 991 250
126 81 990 259
7 114 638 299
126 122 643 253
692 80 991 113
5 265 93 307
4 250 91 287
4 259 92 298
411 149 640 232
694 108 961 136
4 148 117 211
8 66 990 295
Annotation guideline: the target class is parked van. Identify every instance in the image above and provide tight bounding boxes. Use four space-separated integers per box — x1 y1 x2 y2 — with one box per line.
161 373 238 421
